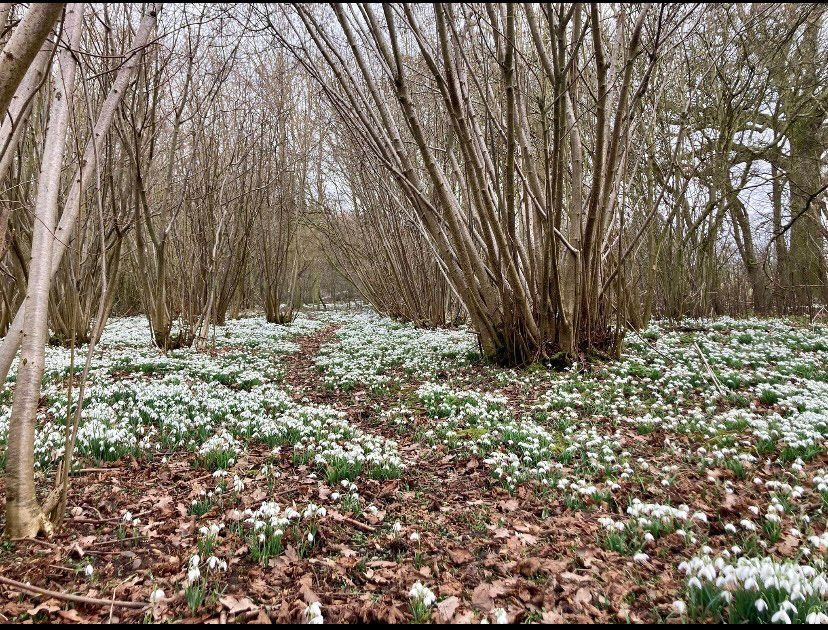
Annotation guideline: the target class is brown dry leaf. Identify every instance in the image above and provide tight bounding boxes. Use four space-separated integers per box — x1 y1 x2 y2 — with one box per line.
471 581 509 612
722 492 739 510
516 532 538 545
453 609 477 623
298 574 319 604
435 595 460 623
219 595 256 614
27 601 60 616
560 571 591 584
573 587 592 609
447 547 473 564
542 609 566 623
776 533 800 556
516 558 542 577
57 609 86 623
249 609 272 624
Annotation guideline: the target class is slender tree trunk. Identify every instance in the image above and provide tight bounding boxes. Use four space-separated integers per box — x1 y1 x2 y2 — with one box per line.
4 3 83 539
0 3 64 122
0 3 161 385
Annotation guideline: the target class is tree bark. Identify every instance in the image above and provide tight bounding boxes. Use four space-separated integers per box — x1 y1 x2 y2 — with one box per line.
4 3 83 539
0 3 64 122
0 3 161 385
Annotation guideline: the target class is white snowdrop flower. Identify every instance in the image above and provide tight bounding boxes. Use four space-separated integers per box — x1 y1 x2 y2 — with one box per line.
672 600 686 615
187 567 201 585
150 588 166 604
84 564 94 577
207 556 227 572
755 598 767 612
410 532 420 542
307 532 315 543
633 553 649 563
392 521 402 534
409 581 436 607
771 610 792 624
303 601 323 624
491 608 508 624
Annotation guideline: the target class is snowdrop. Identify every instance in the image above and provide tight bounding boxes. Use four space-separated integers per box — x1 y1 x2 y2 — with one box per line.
409 581 437 607
491 608 508 624
303 601 323 624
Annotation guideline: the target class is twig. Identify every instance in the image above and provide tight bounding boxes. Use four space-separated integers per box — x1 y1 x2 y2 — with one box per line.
336 515 376 533
11 537 56 548
693 341 728 395
72 509 151 524
88 536 141 548
0 575 147 610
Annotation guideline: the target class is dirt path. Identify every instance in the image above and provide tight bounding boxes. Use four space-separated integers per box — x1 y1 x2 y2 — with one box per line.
282 323 339 404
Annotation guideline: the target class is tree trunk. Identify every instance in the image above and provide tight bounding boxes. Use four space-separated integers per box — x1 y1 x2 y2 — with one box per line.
0 3 64 122
4 3 82 538
0 3 161 386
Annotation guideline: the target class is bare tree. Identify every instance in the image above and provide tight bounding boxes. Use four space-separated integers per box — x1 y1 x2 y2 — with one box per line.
4 3 83 538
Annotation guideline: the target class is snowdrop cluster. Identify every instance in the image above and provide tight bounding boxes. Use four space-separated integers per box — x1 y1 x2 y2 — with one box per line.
0 314 321 470
408 580 437 622
295 412 404 483
417 383 626 492
314 311 477 391
409 581 437 606
0 313 407 489
197 430 240 471
599 500 704 554
241 500 325 565
679 553 828 623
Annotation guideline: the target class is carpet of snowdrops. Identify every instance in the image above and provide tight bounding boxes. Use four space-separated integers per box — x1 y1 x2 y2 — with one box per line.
0 309 826 623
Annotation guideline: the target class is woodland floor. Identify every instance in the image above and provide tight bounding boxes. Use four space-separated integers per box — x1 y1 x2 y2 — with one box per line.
0 310 826 623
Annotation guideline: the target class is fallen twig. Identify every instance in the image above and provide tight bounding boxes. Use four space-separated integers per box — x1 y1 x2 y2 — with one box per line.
336 515 377 533
693 341 728 395
0 575 147 610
